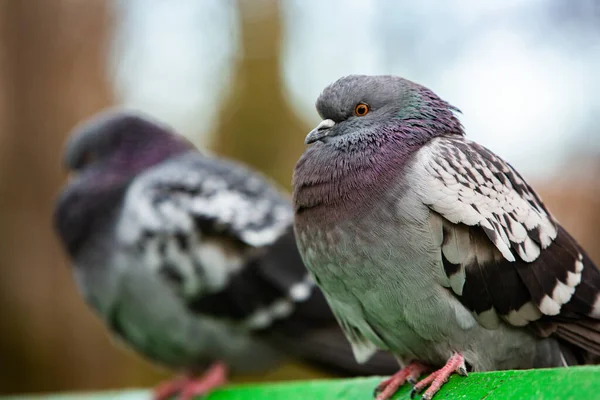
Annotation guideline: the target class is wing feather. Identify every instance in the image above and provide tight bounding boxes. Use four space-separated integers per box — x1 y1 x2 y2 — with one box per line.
116 152 312 331
412 136 600 357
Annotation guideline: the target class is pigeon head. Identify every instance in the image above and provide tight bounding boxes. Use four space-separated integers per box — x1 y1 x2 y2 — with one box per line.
55 110 192 257
64 109 192 179
293 75 463 221
305 75 463 146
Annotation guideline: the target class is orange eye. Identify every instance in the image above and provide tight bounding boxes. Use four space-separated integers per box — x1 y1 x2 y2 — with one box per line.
354 103 369 116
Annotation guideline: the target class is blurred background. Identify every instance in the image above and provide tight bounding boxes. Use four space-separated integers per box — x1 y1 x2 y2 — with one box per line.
0 0 599 395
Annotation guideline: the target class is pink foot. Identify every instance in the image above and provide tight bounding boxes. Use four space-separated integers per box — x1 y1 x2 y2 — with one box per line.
152 362 228 400
374 362 429 400
410 353 467 400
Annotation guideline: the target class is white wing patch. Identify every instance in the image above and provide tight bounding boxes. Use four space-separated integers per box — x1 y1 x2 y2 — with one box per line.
504 302 542 326
412 136 557 264
411 136 588 327
194 240 244 292
118 154 293 250
243 275 315 330
115 153 294 301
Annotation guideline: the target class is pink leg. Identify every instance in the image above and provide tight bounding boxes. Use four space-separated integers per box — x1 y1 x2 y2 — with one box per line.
374 362 429 400
153 376 187 400
411 353 467 400
152 362 228 400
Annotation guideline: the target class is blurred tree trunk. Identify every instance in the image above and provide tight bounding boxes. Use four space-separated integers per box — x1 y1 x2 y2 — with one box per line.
537 170 600 264
0 0 165 394
0 1 8 165
212 0 309 190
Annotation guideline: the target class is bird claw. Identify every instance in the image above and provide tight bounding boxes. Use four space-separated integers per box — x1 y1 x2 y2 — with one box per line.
152 362 227 400
374 362 428 400
373 375 393 397
410 353 467 400
410 386 434 400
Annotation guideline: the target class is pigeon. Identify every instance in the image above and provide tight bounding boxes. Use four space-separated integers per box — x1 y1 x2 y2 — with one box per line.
53 109 398 400
292 75 600 400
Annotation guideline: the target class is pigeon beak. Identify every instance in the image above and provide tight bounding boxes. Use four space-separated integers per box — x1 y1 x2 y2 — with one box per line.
305 119 335 144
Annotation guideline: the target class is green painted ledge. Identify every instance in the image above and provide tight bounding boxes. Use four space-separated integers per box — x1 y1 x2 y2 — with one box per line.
4 366 600 400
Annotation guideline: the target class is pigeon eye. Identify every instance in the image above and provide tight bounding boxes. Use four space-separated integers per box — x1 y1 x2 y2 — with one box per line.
354 103 369 117
79 151 97 167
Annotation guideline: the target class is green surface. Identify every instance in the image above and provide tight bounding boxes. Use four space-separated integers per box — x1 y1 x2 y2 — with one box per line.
5 366 600 400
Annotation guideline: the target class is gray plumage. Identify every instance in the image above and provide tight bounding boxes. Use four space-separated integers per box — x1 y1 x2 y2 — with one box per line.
53 109 398 382
293 75 600 379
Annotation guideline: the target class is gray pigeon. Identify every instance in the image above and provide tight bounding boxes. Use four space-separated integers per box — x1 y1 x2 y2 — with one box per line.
292 75 600 400
53 110 397 400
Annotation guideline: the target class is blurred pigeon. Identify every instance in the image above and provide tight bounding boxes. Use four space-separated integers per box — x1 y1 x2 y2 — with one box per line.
53 110 397 400
292 75 600 400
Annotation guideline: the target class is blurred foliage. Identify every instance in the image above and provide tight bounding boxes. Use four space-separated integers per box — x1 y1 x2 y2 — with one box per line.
0 0 598 396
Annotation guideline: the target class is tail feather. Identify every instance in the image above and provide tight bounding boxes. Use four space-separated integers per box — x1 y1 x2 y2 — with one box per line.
556 320 600 358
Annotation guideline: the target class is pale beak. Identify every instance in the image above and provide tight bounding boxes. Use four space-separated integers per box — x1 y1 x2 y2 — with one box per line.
305 119 335 144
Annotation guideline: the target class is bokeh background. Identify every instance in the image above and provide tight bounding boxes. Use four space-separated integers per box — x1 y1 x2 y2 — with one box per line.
0 0 599 395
